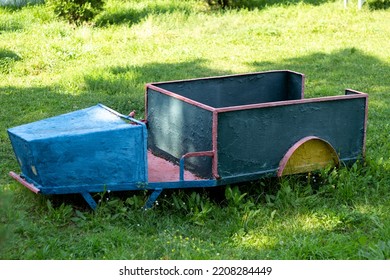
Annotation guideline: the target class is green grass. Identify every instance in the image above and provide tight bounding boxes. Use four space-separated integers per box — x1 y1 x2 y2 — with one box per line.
1 0 390 260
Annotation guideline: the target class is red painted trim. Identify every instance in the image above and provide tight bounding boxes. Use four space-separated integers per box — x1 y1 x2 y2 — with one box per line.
345 88 368 96
300 73 306 99
144 84 149 120
9 171 40 193
277 136 340 177
215 92 368 113
212 111 220 179
180 151 215 181
98 104 145 126
363 94 368 159
146 84 216 112
182 151 214 159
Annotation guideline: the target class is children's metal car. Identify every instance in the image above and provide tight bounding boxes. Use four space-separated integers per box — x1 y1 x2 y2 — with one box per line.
8 70 368 209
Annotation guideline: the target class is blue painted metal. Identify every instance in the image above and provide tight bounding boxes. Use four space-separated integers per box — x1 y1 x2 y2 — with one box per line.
179 157 186 181
8 104 148 207
81 192 98 210
144 188 162 209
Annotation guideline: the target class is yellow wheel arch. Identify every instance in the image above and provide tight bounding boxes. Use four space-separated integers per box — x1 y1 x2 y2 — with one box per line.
277 136 340 177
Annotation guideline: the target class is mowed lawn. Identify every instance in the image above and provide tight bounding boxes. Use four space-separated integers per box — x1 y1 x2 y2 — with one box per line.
0 0 389 260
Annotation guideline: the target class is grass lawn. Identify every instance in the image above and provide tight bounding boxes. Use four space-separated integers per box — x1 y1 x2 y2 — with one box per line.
0 0 389 260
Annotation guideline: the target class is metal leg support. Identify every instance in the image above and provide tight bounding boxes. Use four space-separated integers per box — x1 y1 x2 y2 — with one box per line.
358 0 365 9
81 192 98 210
144 188 163 209
344 0 365 9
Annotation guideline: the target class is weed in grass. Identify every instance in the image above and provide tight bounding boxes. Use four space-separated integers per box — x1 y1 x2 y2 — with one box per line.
44 200 74 227
264 177 319 213
125 193 147 210
164 190 215 226
0 18 23 32
224 186 266 233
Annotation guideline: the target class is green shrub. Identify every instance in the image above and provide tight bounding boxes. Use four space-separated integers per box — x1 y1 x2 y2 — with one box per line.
47 0 105 25
367 0 390 10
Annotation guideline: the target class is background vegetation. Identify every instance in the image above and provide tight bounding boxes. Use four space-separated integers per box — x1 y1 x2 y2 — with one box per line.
46 0 105 25
0 0 389 260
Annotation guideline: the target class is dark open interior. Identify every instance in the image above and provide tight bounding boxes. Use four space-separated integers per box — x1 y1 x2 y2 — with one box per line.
153 71 304 108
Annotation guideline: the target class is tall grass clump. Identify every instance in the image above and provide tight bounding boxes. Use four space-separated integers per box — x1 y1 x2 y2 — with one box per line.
0 49 21 74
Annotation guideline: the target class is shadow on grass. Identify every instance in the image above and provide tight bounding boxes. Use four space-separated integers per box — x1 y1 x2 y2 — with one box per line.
209 0 338 10
0 49 21 60
96 0 337 27
228 0 337 9
84 58 230 87
83 59 232 112
95 7 148 27
95 2 195 27
0 49 22 73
